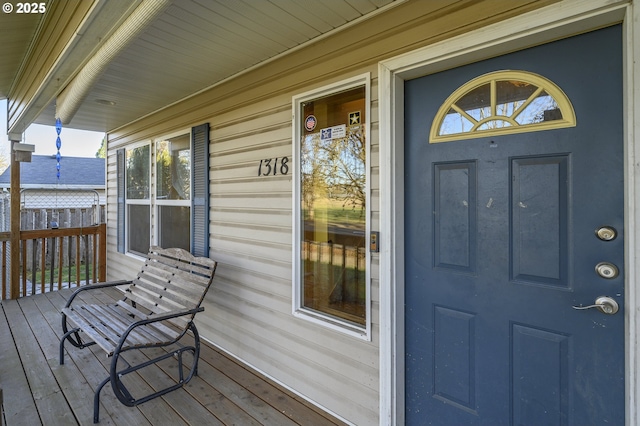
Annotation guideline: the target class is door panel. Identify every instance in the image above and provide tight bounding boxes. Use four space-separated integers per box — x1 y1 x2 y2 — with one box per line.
434 161 477 272
404 26 624 425
511 155 568 285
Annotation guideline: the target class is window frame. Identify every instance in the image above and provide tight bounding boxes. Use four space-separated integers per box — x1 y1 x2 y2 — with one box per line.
124 141 151 257
430 70 577 143
292 73 372 340
153 130 192 252
122 129 193 258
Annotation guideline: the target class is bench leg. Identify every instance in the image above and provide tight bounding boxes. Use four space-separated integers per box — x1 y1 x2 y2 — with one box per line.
94 376 110 423
59 327 80 365
190 321 201 377
91 321 203 423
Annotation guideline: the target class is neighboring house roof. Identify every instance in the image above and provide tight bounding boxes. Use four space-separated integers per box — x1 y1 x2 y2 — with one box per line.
0 155 105 189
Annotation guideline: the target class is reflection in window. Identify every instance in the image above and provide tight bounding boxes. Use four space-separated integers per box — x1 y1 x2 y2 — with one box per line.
126 145 150 200
299 86 367 327
431 71 575 142
156 134 191 251
126 145 150 256
157 137 190 201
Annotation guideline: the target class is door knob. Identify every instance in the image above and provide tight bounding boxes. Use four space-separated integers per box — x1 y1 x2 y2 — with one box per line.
573 296 619 315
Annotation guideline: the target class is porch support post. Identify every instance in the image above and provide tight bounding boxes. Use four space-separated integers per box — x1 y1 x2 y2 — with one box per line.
98 223 106 282
9 139 20 299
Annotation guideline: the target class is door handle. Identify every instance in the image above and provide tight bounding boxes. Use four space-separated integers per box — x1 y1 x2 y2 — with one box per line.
573 296 619 315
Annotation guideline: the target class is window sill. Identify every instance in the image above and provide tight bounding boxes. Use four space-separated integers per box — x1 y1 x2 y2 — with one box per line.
293 307 371 341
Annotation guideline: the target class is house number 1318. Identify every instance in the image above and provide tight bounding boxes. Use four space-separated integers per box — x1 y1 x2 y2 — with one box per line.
258 157 289 176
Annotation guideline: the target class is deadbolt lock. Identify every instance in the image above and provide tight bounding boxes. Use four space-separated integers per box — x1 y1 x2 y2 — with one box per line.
595 226 617 241
595 262 619 279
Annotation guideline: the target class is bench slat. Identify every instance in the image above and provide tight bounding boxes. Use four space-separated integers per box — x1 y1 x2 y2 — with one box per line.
62 307 117 354
144 260 212 287
128 273 204 314
115 300 185 339
147 251 216 275
138 263 210 301
64 303 182 356
128 280 183 311
93 304 167 347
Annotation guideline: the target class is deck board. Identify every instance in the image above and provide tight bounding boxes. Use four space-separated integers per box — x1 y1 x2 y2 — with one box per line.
0 303 40 426
0 289 347 426
2 299 76 425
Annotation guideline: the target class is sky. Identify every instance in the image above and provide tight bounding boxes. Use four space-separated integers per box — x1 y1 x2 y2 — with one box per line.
0 99 104 160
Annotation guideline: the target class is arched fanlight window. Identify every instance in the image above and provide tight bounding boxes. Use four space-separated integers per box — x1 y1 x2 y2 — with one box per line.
430 70 576 143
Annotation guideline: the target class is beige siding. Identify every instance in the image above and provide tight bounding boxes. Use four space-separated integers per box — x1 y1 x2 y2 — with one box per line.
210 87 379 422
108 77 382 424
104 1 555 423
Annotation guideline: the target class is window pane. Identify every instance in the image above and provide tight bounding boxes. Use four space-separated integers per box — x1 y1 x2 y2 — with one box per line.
158 205 190 250
440 107 474 135
300 86 366 326
455 83 490 122
126 145 150 199
515 90 562 125
495 80 538 117
157 134 191 200
127 204 150 255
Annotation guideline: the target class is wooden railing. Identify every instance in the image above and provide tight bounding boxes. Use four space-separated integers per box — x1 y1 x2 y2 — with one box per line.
0 224 106 299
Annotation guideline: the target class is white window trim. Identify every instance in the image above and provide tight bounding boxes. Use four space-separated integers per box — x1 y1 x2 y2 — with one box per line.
292 73 372 340
378 1 636 425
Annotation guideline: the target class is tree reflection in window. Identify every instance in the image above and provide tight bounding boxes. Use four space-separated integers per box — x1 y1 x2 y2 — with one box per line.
156 135 191 251
431 71 575 142
300 86 367 326
125 145 150 255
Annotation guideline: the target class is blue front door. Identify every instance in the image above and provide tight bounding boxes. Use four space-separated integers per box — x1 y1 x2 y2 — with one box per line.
404 26 624 425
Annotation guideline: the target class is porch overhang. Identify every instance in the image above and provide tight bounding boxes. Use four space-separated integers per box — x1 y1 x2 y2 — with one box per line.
1 0 402 136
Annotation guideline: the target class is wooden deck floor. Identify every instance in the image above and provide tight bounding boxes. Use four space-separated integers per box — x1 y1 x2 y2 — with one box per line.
0 287 347 426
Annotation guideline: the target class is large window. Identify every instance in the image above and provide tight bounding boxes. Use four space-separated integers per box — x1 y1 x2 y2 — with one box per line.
293 75 370 338
124 134 191 255
118 124 209 258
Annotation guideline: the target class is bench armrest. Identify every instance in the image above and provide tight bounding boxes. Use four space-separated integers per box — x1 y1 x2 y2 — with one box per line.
115 306 205 352
64 280 132 309
133 307 204 327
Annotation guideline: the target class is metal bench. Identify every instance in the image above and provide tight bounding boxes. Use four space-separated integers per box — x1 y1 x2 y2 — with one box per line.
59 246 217 423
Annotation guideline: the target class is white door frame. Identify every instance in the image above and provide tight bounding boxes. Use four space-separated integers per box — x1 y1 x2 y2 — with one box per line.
378 0 640 424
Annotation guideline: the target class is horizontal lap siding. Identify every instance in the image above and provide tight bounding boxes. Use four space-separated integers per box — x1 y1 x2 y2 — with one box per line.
104 74 394 424
205 83 380 425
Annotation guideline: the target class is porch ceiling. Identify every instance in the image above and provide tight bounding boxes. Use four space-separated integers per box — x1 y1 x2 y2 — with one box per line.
0 12 41 99
1 0 399 134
